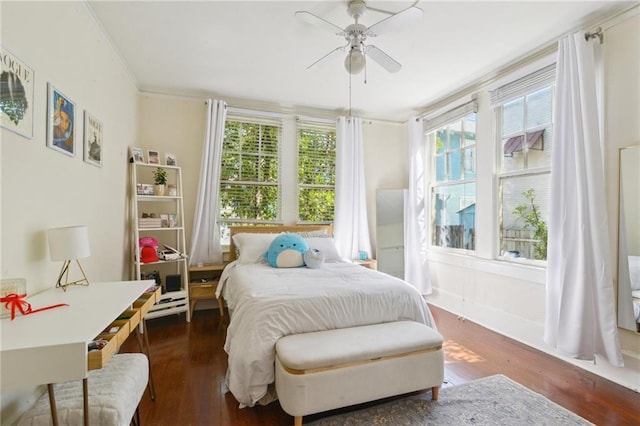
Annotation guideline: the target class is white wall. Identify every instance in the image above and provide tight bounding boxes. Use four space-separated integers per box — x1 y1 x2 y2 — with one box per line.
0 2 139 423
427 10 640 392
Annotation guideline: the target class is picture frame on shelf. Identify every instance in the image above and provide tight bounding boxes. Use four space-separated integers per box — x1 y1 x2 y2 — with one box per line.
46 83 75 157
0 46 35 139
83 111 102 167
130 146 144 163
160 214 169 228
165 152 177 166
168 213 178 228
136 183 154 195
147 149 160 164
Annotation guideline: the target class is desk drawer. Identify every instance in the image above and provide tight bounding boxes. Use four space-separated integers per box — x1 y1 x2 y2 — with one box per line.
190 282 217 299
107 319 130 346
133 290 159 317
118 309 141 330
88 333 118 370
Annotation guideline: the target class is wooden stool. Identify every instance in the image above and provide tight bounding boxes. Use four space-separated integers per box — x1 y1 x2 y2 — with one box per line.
17 354 149 426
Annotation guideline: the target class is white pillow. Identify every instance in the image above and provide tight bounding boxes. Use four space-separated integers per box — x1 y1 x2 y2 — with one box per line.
305 237 342 261
232 233 280 264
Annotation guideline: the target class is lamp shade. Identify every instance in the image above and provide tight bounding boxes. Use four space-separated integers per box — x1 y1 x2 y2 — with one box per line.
345 49 366 75
48 225 91 261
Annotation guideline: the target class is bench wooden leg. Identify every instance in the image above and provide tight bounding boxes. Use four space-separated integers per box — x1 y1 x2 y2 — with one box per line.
431 385 439 401
294 415 303 426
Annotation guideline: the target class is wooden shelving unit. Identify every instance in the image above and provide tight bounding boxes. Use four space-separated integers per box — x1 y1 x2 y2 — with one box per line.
129 162 190 322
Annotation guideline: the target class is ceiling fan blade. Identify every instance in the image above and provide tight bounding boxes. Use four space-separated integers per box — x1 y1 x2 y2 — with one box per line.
368 6 423 36
295 11 344 35
366 45 402 73
306 44 349 70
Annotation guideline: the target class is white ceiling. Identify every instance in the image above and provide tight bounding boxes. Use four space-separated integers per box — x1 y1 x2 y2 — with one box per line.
87 0 628 122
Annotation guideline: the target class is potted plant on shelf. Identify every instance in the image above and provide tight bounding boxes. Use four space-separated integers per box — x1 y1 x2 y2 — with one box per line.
153 167 167 196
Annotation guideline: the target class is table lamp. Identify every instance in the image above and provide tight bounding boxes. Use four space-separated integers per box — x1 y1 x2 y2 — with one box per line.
48 225 91 291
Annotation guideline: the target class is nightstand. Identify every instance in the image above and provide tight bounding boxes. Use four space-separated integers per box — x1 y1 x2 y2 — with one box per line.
188 264 226 318
354 259 377 270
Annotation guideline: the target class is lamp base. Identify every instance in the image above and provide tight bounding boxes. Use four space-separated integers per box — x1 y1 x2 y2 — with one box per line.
55 260 90 291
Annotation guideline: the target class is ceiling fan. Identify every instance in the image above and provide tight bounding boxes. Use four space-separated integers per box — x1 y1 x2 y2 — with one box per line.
295 0 423 75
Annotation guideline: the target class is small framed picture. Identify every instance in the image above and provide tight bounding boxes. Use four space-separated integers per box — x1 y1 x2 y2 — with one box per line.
1 46 35 139
130 146 144 163
160 214 169 228
165 152 177 166
83 111 102 167
147 150 160 164
168 213 177 228
46 83 75 157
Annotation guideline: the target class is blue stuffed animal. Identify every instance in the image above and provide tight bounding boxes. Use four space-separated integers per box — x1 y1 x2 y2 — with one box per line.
265 233 309 268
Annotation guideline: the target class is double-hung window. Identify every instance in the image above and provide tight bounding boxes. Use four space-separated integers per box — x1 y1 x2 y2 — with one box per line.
297 118 336 223
492 64 555 261
218 113 282 243
427 101 477 251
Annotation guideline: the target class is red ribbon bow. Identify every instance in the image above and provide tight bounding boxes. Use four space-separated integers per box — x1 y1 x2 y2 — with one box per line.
0 293 68 320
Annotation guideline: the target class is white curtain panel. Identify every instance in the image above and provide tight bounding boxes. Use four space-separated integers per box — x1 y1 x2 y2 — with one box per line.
544 33 623 366
404 117 432 295
189 99 227 266
334 116 372 260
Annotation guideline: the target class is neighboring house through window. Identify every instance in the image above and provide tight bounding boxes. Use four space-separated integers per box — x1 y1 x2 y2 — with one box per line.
426 101 478 251
492 64 555 262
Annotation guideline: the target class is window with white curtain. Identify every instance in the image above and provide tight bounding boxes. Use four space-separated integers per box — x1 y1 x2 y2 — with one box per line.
492 64 555 262
427 101 477 251
297 118 336 223
218 113 282 243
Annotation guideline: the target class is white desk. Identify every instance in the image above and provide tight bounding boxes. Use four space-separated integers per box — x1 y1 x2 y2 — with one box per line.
0 280 155 396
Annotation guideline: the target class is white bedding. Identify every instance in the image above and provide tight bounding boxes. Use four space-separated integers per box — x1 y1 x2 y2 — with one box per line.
219 260 436 407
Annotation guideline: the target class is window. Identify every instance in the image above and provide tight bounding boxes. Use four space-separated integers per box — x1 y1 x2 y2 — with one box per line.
297 119 336 223
493 64 554 261
219 114 282 243
427 102 477 251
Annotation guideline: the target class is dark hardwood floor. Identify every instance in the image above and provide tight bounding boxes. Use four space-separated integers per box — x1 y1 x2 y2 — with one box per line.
120 305 640 425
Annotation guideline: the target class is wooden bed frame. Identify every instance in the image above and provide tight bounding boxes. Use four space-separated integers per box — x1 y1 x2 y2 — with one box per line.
228 225 332 262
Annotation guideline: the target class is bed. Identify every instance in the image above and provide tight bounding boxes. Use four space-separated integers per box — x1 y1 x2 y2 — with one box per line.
216 225 436 408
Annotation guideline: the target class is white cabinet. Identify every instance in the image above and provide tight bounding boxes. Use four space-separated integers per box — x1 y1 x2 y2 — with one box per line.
129 162 190 322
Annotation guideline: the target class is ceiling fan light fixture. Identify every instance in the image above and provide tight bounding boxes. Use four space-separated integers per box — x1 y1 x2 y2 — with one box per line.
345 49 366 74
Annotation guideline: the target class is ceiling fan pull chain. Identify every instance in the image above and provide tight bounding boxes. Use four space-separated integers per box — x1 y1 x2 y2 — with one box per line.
364 58 368 84
349 65 353 117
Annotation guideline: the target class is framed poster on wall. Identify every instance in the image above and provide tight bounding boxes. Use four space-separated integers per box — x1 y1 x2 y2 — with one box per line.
84 111 103 167
0 46 35 139
46 83 75 157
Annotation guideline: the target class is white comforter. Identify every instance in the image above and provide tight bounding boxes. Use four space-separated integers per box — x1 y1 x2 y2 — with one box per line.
219 260 436 407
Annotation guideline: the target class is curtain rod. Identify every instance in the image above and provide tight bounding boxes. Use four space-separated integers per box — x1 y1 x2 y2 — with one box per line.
585 27 604 44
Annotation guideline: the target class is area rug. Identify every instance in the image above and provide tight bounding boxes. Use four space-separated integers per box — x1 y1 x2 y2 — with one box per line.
306 374 592 425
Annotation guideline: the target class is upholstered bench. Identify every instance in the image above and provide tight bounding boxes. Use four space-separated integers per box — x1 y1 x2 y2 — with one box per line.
18 353 149 426
275 321 444 426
